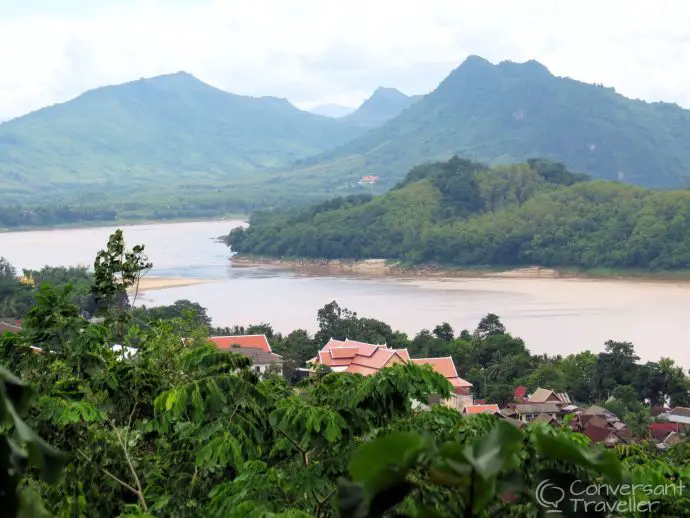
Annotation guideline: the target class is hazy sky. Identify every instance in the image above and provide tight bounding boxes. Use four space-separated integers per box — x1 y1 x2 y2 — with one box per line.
1 0 688 120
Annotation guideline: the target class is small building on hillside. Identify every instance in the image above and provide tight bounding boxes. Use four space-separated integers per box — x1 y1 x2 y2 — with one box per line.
528 388 572 405
660 407 690 430
357 175 379 185
207 334 282 377
208 334 272 353
308 338 473 410
462 404 500 415
583 425 630 447
514 402 568 423
649 422 683 442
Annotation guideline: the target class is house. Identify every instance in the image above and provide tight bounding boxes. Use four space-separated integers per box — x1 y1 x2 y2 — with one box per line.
207 334 282 377
357 175 379 185
208 334 272 353
583 424 629 447
0 319 22 334
231 347 283 377
531 414 561 427
308 338 473 410
661 407 690 429
649 422 684 441
463 404 500 415
657 431 685 449
514 402 567 423
528 388 571 405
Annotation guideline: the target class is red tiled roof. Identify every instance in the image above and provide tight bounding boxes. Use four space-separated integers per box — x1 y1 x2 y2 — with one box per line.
463 404 500 415
514 386 528 398
583 425 615 444
649 422 681 441
209 334 272 353
331 346 361 359
311 339 472 390
346 364 379 376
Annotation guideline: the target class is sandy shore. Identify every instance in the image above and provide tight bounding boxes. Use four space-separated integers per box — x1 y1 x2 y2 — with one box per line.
230 256 690 282
230 256 564 278
130 277 216 293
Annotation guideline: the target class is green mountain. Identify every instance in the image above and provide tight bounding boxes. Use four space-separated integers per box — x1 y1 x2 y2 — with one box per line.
276 56 690 192
0 72 366 201
228 157 690 271
341 87 419 128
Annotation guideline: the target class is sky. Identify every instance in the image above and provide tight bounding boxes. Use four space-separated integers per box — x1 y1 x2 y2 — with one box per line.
1 0 689 120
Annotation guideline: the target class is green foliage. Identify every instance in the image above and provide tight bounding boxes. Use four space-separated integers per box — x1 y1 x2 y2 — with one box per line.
2 230 690 517
230 156 690 271
0 366 67 518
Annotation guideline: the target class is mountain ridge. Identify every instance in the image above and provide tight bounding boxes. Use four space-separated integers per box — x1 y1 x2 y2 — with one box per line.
272 55 690 191
0 71 368 201
341 86 419 128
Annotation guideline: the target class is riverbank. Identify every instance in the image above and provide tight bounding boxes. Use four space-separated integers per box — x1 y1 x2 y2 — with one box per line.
0 214 248 234
130 277 217 294
230 256 690 282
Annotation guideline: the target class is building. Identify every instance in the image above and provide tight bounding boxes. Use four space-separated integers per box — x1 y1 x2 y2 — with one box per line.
514 402 568 423
208 334 272 353
308 338 473 409
357 175 379 185
649 422 684 441
527 388 572 405
462 404 500 415
660 407 690 430
207 334 282 377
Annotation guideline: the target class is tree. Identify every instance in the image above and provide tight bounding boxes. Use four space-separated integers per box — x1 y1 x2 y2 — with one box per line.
0 258 17 281
91 230 152 338
474 313 506 340
432 322 454 342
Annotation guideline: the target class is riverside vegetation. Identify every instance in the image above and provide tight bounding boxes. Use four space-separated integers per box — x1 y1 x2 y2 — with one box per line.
227 157 690 273
1 231 690 516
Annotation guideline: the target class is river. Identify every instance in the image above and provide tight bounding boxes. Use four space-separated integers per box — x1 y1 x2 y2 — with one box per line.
2 219 689 366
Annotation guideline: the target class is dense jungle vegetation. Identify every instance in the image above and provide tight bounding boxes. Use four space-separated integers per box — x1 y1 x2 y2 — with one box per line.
2 231 690 517
227 157 690 271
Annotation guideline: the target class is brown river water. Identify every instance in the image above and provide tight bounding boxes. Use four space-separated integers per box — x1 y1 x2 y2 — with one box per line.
1 220 689 366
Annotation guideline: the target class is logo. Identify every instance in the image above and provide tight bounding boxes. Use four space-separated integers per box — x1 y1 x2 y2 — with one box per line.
534 479 685 514
535 480 565 513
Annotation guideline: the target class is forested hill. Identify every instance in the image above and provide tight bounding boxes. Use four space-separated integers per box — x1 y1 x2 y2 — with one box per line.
277 55 690 191
0 72 366 202
227 157 690 271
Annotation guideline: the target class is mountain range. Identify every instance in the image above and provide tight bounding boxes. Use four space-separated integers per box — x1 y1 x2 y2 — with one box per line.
278 56 690 192
2 56 690 207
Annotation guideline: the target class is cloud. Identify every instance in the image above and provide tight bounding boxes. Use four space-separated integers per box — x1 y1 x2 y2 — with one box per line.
0 0 689 119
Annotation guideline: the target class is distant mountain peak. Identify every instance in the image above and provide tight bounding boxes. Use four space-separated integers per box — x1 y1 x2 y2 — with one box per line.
341 87 416 128
498 58 552 77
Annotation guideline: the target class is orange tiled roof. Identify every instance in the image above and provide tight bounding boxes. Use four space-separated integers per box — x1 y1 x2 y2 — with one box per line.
208 334 272 353
311 339 472 389
464 404 500 415
331 346 361 359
